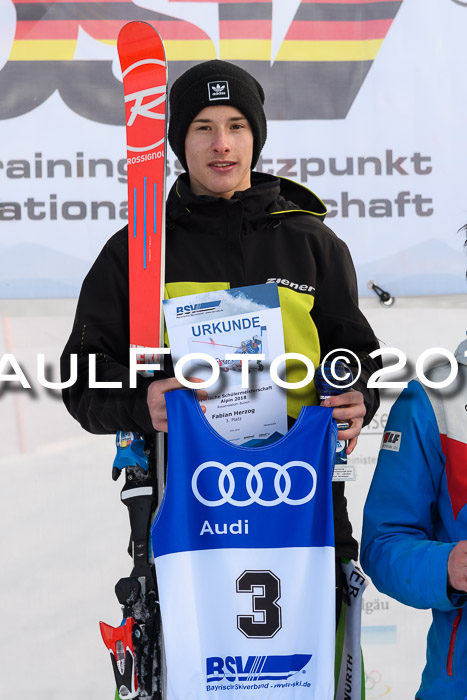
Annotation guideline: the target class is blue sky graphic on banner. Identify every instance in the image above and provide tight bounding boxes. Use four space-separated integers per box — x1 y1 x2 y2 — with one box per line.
0 0 466 298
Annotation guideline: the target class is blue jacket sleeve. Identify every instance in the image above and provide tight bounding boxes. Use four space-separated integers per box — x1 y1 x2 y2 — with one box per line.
361 380 461 612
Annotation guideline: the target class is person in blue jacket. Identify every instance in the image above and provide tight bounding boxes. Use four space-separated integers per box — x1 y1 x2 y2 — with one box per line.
361 249 467 699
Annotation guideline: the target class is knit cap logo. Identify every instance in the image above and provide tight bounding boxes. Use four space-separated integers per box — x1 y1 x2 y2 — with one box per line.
208 81 230 101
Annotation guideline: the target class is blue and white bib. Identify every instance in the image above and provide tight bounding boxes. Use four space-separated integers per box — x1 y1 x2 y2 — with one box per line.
152 389 337 700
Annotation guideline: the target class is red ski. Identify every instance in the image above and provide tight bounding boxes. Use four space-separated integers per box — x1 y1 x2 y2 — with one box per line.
100 21 168 700
119 20 167 356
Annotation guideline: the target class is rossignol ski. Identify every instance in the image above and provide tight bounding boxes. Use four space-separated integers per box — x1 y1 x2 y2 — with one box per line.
99 21 167 700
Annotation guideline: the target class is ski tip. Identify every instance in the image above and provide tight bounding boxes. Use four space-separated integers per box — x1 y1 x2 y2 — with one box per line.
117 20 163 47
117 21 167 79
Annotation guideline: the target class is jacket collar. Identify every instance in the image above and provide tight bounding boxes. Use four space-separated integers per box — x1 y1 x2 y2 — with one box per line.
167 172 280 219
166 171 327 223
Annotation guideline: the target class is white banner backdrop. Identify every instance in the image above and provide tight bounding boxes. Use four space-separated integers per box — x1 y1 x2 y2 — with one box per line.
0 0 466 298
1 1 467 697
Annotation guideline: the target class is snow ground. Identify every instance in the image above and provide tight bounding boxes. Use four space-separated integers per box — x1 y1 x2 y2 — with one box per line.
0 304 131 698
0 433 131 699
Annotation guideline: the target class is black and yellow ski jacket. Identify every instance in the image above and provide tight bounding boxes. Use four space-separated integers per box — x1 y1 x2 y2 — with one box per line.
61 172 381 558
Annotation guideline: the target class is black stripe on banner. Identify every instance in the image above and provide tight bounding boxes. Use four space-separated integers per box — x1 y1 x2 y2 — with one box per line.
219 4 272 21
15 2 178 22
295 2 402 22
0 60 124 123
167 59 373 120
0 58 371 122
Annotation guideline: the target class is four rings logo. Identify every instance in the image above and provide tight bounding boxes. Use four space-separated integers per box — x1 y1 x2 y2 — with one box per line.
192 461 317 507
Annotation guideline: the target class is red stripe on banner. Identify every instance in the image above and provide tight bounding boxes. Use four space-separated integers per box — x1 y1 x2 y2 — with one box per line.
300 0 400 4
16 19 207 40
219 20 271 40
15 20 79 39
149 21 209 40
16 20 74 39
171 0 271 3
286 19 392 40
441 434 467 520
13 0 130 3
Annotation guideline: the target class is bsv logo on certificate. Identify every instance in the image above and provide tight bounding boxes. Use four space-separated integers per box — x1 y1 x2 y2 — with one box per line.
163 284 287 444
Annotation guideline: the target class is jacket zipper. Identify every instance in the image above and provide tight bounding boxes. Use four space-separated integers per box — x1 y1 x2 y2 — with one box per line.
447 609 463 676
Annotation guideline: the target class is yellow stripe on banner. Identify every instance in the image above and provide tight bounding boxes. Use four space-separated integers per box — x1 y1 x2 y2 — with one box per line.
9 40 76 60
220 40 271 61
101 40 217 61
10 39 217 62
164 40 217 61
276 38 383 62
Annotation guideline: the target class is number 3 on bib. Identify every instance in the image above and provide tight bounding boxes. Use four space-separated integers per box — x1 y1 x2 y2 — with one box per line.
237 570 282 639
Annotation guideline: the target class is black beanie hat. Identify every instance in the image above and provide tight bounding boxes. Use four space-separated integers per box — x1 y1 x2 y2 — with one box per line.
168 60 267 171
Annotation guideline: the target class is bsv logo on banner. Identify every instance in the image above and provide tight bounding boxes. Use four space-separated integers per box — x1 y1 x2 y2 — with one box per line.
192 461 317 507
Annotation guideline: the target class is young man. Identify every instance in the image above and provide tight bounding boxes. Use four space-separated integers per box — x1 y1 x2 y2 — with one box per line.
62 59 380 609
361 232 467 700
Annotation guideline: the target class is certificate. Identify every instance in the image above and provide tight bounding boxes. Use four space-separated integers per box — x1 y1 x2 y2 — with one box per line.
163 284 287 444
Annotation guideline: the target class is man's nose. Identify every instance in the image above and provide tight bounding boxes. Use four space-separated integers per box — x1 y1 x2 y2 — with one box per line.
212 129 230 153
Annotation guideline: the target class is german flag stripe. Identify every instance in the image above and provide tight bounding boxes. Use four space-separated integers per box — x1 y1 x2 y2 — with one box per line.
285 18 392 40
9 38 217 60
219 3 271 20
9 40 388 63
163 57 375 118
8 37 386 63
14 3 182 21
294 2 401 20
275 38 383 61
300 0 400 4
13 0 129 3
173 0 271 3
11 0 399 5
153 40 217 61
219 20 272 40
15 19 208 40
10 0 402 64
219 40 271 60
10 40 78 59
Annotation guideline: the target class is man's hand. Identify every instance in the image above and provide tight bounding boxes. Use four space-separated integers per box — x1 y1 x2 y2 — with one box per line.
448 541 467 592
147 377 208 432
321 389 366 455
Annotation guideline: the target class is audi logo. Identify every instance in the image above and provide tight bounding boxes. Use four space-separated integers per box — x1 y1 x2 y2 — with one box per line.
191 461 317 507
